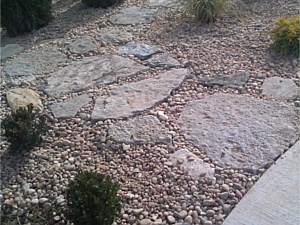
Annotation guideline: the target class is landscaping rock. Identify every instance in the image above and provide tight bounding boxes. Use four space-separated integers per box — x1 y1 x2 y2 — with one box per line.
67 36 97 54
178 93 299 171
44 54 148 97
6 88 42 112
96 28 133 45
3 47 67 76
108 115 170 144
117 43 163 60
147 54 180 68
198 71 250 89
91 68 189 120
110 7 159 25
262 76 299 100
170 149 215 178
49 94 90 119
0 44 24 60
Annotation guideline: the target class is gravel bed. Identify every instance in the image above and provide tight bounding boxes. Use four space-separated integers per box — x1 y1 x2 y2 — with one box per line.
1 0 299 224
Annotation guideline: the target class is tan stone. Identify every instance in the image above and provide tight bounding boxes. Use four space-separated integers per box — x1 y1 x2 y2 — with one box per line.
6 88 42 112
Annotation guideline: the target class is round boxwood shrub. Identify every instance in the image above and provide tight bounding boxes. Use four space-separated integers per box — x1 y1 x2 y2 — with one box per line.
81 0 119 8
1 0 53 37
66 170 122 225
1 104 48 154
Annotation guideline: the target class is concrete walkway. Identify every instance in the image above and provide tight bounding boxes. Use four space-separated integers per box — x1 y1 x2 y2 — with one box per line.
223 140 300 225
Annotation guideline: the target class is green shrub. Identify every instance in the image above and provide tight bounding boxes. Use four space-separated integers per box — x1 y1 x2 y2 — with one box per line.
66 170 122 225
1 0 53 37
81 0 119 8
1 104 48 154
176 0 225 23
270 16 300 57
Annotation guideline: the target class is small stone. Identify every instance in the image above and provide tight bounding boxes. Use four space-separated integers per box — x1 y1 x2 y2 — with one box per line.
167 215 176 224
31 198 39 204
64 165 76 171
205 210 215 217
235 190 243 199
39 198 48 204
204 221 213 225
140 218 153 225
203 199 215 206
219 192 229 200
43 202 52 211
221 184 230 191
122 144 131 151
53 216 60 221
184 215 193 224
223 204 232 214
176 210 188 219
152 177 158 184
133 208 144 215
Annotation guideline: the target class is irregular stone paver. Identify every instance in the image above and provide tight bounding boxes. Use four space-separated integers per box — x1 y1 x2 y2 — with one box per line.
149 0 181 8
198 72 250 89
6 88 42 112
49 94 90 119
0 44 24 60
147 54 180 68
262 76 299 100
178 93 299 171
117 43 163 60
170 149 215 178
91 68 190 120
222 141 300 225
108 115 171 144
44 54 148 97
96 28 133 45
67 36 97 54
110 7 159 25
3 47 67 76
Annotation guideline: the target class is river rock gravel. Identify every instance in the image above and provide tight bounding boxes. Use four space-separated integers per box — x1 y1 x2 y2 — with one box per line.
1 0 299 224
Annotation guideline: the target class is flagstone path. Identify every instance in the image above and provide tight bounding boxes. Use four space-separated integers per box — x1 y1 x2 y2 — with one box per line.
0 0 299 224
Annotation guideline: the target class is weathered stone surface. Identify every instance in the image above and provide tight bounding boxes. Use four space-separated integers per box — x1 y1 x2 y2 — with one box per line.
49 94 90 119
44 54 148 97
262 76 299 100
178 93 299 171
117 43 163 60
147 54 180 68
110 7 159 25
6 88 42 112
92 68 189 120
0 44 24 60
198 72 250 89
3 47 67 76
96 28 133 45
67 36 97 54
149 0 180 8
108 115 170 144
170 149 215 178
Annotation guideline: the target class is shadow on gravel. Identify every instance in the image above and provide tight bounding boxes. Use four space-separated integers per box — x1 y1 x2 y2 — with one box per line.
1 0 120 48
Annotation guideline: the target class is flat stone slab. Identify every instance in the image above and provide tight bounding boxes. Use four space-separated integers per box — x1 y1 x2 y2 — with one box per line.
198 72 250 89
117 43 163 60
0 44 24 60
108 115 170 144
262 76 299 100
6 88 42 112
170 149 215 178
96 28 133 45
67 36 97 54
49 94 90 119
92 68 189 121
178 93 299 171
149 0 181 8
222 141 300 225
3 47 67 76
147 54 180 68
44 54 148 97
110 7 159 25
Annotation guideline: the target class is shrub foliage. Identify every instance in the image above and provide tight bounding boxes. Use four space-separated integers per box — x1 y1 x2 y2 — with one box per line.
81 0 119 8
1 0 53 37
1 104 48 154
270 16 300 57
66 170 122 225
